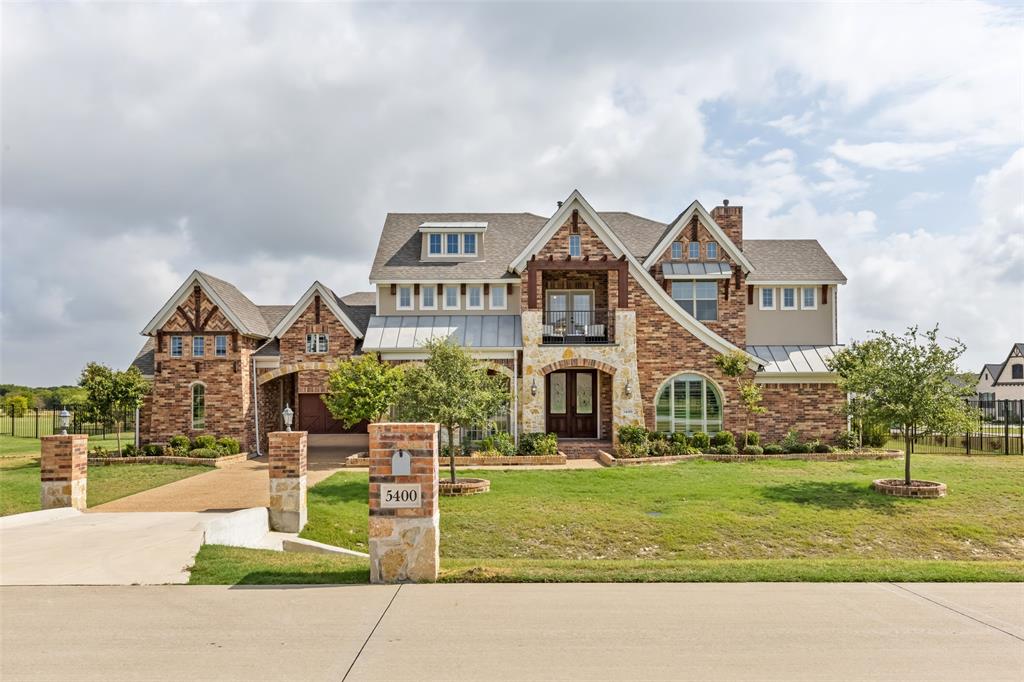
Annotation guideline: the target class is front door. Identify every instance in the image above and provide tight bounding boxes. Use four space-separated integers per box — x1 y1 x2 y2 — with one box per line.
546 370 597 439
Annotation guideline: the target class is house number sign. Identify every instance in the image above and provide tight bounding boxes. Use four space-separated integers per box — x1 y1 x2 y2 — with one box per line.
380 483 421 509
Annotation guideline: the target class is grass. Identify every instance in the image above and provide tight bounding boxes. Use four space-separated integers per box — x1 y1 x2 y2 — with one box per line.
0 455 204 516
189 454 1024 584
0 433 131 458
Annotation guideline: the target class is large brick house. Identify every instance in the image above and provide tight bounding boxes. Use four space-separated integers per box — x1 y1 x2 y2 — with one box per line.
132 191 848 454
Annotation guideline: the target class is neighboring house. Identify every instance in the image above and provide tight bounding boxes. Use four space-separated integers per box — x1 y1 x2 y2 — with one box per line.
131 191 849 454
975 343 1024 420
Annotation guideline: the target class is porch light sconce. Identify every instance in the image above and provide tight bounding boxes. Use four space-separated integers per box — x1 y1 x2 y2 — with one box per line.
624 381 632 398
59 407 70 436
282 404 294 432
530 378 538 397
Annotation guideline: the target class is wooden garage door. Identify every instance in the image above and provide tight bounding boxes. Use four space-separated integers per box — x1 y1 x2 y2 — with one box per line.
297 394 368 434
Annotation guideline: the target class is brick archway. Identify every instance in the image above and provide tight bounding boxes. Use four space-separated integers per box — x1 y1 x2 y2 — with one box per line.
257 361 334 386
538 358 617 376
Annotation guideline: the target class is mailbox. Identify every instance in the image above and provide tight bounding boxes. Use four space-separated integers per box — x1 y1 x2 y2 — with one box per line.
391 449 411 476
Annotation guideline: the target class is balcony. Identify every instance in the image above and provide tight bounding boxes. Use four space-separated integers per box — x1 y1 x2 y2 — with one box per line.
542 309 614 345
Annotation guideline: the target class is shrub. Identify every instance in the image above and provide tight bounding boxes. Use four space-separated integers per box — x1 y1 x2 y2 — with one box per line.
834 430 859 450
714 444 738 455
648 439 671 457
712 431 735 448
814 442 834 453
670 432 688 446
689 431 710 451
216 437 241 455
90 445 110 457
669 441 689 456
169 435 191 451
188 447 221 458
478 432 515 457
744 431 760 446
742 444 763 455
649 430 667 442
142 444 162 457
793 442 813 454
781 429 802 453
613 444 642 459
519 432 558 456
860 421 890 448
687 446 703 455
763 444 784 454
192 435 217 450
617 425 649 448
121 443 138 456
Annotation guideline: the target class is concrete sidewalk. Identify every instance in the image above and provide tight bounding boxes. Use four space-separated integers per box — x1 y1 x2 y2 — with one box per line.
1 583 1020 681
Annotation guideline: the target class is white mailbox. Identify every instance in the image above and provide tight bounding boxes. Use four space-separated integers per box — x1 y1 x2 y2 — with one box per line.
391 449 411 476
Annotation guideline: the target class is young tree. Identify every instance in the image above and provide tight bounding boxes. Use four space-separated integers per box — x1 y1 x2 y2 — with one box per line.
394 339 509 483
714 350 766 447
79 363 150 453
827 325 975 485
3 394 29 418
323 354 404 427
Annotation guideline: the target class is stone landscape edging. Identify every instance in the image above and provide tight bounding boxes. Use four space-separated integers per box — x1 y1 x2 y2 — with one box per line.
345 452 566 468
87 452 249 468
597 450 902 467
871 478 948 498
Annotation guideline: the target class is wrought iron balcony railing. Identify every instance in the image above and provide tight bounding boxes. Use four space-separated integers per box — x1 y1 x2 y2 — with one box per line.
541 309 613 345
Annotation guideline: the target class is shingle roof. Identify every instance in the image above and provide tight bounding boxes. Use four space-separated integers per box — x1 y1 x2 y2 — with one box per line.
599 212 667 260
258 305 293 331
743 241 847 283
340 291 377 306
747 345 843 374
362 315 523 351
130 338 156 376
198 271 274 336
253 339 280 357
983 363 1003 381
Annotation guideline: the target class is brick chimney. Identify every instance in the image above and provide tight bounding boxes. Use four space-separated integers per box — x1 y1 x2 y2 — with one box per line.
710 200 742 249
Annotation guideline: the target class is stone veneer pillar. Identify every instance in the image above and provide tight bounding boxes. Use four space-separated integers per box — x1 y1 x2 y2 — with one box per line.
368 422 439 584
267 431 308 532
40 434 88 510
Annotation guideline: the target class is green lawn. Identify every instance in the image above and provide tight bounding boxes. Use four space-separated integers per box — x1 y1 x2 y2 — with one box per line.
191 454 1024 584
0 455 204 516
0 433 131 458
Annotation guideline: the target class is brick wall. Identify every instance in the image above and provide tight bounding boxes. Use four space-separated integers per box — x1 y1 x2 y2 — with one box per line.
520 213 616 311
754 382 847 443
278 296 358 367
710 204 743 249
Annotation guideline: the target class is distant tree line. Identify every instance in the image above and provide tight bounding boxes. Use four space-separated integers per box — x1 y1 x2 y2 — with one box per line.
0 384 89 412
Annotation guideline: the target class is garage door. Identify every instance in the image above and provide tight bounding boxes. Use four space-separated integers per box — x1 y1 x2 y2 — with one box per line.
297 394 368 434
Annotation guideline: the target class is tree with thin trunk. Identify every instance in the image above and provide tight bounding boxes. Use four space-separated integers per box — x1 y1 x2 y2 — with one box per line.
714 350 766 447
79 363 150 453
323 354 404 428
827 325 976 485
394 339 509 483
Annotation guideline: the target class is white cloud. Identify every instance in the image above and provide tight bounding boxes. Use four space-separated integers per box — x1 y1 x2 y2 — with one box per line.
767 111 816 137
829 140 959 172
896 191 942 211
813 158 869 198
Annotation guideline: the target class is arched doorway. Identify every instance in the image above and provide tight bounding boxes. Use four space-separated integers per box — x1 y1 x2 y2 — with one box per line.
538 359 617 440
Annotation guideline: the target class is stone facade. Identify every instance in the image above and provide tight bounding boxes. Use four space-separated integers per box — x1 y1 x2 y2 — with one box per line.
40 434 87 510
267 430 308 532
368 423 439 584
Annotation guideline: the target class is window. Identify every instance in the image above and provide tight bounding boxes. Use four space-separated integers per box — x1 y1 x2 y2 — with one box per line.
760 288 775 310
490 284 507 310
688 242 700 260
801 287 817 310
170 335 183 358
192 336 205 357
421 285 437 310
397 286 413 310
1013 365 1023 380
446 233 460 255
672 281 718 321
781 287 797 310
671 242 683 260
568 234 582 257
305 333 328 353
443 285 460 310
655 374 722 435
428 233 442 255
706 242 718 260
462 233 477 255
191 384 205 430
215 335 228 357
466 285 483 310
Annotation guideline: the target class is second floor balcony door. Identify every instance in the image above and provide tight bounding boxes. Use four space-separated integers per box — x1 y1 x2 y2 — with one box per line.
546 290 595 337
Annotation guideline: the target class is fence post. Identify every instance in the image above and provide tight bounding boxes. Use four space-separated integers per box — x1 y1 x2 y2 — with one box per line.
1005 400 1010 455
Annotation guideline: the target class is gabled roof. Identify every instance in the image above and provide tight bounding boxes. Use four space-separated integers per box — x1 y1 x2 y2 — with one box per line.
140 270 275 337
129 338 156 377
641 201 754 273
981 363 1003 383
744 241 848 284
268 281 365 340
340 291 377 306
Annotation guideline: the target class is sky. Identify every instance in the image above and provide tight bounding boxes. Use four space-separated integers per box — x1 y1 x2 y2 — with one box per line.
2 1 1022 386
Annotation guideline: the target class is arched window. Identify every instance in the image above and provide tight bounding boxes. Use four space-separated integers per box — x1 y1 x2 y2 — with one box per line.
655 374 722 434
191 384 206 430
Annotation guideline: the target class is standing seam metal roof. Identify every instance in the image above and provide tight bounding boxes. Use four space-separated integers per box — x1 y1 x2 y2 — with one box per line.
362 315 523 351
746 345 843 373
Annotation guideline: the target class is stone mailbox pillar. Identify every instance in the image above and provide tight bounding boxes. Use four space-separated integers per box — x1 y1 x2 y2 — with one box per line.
40 434 88 510
267 431 308 533
368 423 439 584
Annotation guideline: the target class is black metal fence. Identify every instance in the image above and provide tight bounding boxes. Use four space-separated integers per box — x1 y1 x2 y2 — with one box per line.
0 405 137 440
896 399 1023 455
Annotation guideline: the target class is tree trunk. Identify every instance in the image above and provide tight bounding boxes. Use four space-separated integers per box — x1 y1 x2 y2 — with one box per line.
446 425 457 483
114 411 122 455
903 430 912 485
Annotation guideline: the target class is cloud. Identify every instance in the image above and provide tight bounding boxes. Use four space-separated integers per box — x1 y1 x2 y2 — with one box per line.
896 191 942 211
767 111 816 137
829 140 959 171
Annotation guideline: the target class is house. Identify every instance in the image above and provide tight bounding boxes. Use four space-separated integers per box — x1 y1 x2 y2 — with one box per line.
975 343 1024 420
131 191 849 455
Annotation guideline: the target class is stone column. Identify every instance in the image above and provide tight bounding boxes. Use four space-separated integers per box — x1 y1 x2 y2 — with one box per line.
40 434 88 510
267 431 307 533
368 423 439 584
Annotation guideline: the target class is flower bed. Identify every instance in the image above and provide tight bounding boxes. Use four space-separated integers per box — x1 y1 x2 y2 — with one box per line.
345 452 565 468
87 452 250 468
598 449 901 467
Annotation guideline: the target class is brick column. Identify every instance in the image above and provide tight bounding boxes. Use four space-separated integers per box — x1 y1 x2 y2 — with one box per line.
40 434 88 510
368 423 439 584
267 431 307 532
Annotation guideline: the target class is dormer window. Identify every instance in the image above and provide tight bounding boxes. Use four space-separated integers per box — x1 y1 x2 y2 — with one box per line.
706 242 718 260
428 233 442 255
419 222 487 259
688 242 700 260
569 234 582 257
671 242 683 260
1014 365 1023 379
463 233 477 255
397 286 414 310
446 233 460 255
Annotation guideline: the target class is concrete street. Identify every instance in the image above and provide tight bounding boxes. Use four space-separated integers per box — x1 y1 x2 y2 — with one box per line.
1 583 1021 681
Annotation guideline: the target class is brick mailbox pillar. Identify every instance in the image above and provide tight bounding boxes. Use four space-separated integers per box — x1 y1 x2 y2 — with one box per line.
368 423 440 584
267 431 308 533
40 434 88 510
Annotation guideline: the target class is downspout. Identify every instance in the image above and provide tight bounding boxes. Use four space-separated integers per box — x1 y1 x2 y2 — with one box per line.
252 356 261 457
513 353 519 449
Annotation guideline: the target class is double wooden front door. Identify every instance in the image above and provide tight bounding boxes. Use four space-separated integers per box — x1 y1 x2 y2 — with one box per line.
546 370 597 439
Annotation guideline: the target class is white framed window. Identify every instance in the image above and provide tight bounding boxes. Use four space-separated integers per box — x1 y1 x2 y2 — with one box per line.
490 284 507 310
655 374 723 435
446 233 460 255
215 335 228 357
428 233 442 255
420 285 437 310
688 242 700 260
191 383 206 430
170 335 183 357
305 333 328 353
671 242 683 260
568 234 582 257
466 285 484 310
781 287 797 310
462 233 477 255
443 285 460 310
397 286 414 310
706 242 718 260
801 287 817 310
192 336 205 356
760 287 775 310
672 280 718 321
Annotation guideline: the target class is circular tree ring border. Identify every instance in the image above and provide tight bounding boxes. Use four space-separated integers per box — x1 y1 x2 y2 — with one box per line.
872 478 947 498
439 477 491 496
